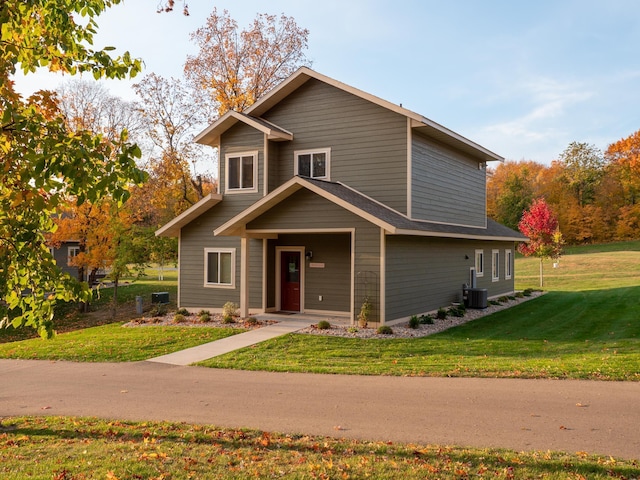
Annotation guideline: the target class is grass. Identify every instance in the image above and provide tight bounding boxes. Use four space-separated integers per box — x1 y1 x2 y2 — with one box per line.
199 242 640 380
0 322 244 362
1 416 638 479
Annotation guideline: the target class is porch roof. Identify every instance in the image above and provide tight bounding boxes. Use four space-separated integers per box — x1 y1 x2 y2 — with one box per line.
214 177 528 242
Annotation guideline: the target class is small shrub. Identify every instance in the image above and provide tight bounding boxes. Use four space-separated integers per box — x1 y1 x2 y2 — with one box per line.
408 315 420 329
515 291 524 298
245 317 259 326
436 308 448 320
199 313 211 323
377 325 393 335
498 296 510 303
448 305 465 317
221 315 235 324
489 300 501 306
358 297 372 328
176 307 190 316
317 320 331 330
173 313 186 324
347 326 359 334
150 304 167 317
420 314 434 325
222 301 239 319
198 309 211 316
523 288 533 297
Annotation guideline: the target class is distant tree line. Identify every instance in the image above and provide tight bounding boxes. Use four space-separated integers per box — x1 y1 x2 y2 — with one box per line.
487 132 640 245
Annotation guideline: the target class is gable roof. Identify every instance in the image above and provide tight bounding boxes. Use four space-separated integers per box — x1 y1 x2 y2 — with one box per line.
155 193 223 237
194 67 503 163
195 110 293 146
215 177 527 242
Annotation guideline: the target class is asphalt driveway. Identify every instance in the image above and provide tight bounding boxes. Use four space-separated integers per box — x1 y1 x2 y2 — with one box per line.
1 359 638 461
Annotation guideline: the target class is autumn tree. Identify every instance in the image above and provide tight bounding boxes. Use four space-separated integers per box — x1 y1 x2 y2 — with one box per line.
133 73 215 220
518 198 564 287
558 142 605 207
184 8 311 116
487 160 545 230
606 129 640 207
0 0 145 338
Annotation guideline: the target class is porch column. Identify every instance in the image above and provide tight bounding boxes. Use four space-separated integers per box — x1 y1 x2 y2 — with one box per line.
240 236 249 318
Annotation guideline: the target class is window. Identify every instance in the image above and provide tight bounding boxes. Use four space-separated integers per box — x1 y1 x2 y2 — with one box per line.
492 249 500 282
68 246 80 263
226 151 257 192
505 249 513 280
475 249 484 277
295 148 330 179
204 248 235 287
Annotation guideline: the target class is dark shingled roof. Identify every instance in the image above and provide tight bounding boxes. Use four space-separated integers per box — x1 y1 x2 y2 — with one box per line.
302 177 527 242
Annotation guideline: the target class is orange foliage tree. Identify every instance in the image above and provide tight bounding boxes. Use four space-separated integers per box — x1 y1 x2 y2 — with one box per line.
184 8 311 116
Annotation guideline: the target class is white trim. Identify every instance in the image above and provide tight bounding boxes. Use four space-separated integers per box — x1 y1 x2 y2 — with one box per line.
505 249 513 280
67 245 80 261
379 228 386 325
475 249 484 277
262 240 268 312
294 147 331 180
492 249 500 282
394 229 525 242
275 247 305 312
177 231 182 307
406 117 412 218
204 247 236 288
240 237 249 317
156 193 222 237
263 134 269 196
225 150 258 194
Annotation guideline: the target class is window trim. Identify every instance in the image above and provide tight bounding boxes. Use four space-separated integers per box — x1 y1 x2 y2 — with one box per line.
492 249 500 282
475 249 484 277
68 246 80 263
225 151 258 193
505 249 513 280
294 147 331 180
204 248 236 288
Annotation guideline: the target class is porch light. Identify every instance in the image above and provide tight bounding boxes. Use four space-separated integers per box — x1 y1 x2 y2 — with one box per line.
305 251 313 260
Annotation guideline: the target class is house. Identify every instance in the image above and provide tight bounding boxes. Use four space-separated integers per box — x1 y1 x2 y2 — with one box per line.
156 68 527 325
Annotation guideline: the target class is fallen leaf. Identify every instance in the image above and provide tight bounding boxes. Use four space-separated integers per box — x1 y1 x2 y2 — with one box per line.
576 403 589 407
41 406 51 410
120 390 128 394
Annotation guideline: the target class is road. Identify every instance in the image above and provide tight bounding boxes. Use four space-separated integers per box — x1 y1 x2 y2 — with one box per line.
1 359 638 460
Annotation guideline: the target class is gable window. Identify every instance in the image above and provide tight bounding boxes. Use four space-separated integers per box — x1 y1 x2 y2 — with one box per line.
226 151 257 192
505 249 513 280
204 248 235 287
492 249 500 282
475 249 484 277
295 148 330 179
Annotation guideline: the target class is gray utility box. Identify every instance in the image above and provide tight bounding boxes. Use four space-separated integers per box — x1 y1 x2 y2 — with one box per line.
463 288 488 309
151 292 169 304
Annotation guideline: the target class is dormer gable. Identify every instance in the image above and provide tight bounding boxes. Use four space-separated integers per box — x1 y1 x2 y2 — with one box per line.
195 110 293 147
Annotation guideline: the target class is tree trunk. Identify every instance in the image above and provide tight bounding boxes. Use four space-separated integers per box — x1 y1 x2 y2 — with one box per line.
111 278 118 319
539 258 544 287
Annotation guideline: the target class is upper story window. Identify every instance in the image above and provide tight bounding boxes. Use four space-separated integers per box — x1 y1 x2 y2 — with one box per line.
294 148 330 180
226 151 258 193
68 246 80 263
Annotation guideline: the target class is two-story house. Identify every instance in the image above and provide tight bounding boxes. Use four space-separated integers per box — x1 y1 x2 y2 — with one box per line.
156 68 526 325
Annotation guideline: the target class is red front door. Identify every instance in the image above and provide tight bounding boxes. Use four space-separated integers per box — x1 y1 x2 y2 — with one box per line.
281 251 301 312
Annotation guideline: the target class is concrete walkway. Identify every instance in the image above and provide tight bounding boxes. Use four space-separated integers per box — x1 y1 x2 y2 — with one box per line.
147 320 315 365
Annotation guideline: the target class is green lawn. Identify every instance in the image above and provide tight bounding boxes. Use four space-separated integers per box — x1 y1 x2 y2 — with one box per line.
199 242 640 380
1 416 637 479
0 323 244 362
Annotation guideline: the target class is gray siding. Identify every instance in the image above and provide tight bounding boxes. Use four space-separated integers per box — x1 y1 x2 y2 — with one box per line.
249 189 381 320
411 132 486 227
220 122 264 198
385 236 516 321
262 79 409 214
179 201 263 310
271 233 351 312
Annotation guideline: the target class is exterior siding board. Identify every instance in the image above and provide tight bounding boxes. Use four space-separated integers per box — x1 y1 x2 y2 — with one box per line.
249 189 381 320
411 133 486 227
220 123 264 198
385 236 515 320
262 80 408 214
179 202 264 310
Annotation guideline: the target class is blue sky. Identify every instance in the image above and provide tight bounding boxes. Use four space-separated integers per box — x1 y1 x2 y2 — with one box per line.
14 0 640 165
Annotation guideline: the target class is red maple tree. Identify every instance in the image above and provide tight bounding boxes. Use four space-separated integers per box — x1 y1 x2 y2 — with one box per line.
518 198 564 287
